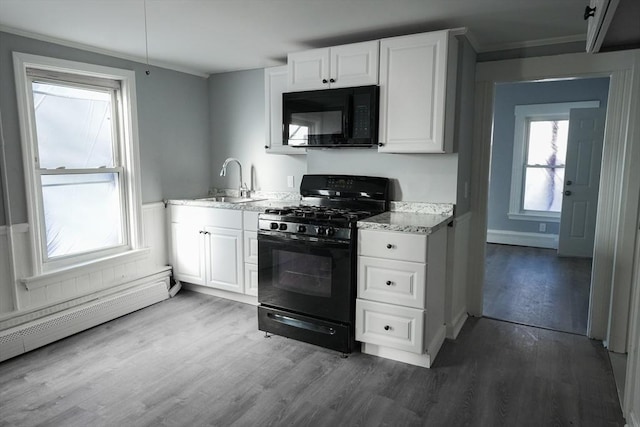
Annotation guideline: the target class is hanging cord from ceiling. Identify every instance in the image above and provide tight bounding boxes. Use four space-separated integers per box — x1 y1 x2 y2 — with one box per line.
143 0 150 75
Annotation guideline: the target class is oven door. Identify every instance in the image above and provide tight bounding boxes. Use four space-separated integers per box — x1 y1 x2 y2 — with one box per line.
258 231 354 323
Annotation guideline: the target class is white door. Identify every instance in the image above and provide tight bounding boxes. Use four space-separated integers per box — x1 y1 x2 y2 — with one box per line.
558 108 606 257
204 226 244 293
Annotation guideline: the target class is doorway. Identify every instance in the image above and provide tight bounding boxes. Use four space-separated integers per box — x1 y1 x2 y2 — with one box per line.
482 77 610 335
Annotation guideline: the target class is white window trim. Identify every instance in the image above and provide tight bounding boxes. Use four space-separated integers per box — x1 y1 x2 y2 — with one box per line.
508 100 600 222
13 52 144 277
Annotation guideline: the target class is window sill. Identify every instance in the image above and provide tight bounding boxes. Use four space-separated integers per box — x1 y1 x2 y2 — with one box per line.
507 212 560 223
21 248 151 291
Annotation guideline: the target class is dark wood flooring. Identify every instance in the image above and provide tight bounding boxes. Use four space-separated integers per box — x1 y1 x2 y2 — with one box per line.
0 290 623 426
483 243 592 335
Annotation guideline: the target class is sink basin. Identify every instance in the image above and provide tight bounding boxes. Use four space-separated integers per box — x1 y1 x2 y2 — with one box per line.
198 196 265 204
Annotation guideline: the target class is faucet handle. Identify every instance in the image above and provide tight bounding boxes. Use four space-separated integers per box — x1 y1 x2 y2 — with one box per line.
240 183 249 198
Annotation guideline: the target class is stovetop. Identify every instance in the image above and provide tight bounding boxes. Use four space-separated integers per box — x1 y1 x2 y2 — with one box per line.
264 205 374 223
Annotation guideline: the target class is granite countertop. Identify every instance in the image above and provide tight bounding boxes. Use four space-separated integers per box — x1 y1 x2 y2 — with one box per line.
166 190 300 212
358 211 452 234
167 193 454 233
358 202 454 234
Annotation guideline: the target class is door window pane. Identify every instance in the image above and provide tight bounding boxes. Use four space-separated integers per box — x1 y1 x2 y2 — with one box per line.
41 173 123 258
32 82 114 169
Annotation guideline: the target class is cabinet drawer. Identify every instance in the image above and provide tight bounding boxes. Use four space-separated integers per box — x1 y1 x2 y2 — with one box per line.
358 256 426 308
356 299 425 354
358 229 427 263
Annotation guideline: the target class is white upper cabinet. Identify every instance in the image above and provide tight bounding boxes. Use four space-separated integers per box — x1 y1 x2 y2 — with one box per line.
288 41 379 91
264 66 305 155
378 30 458 153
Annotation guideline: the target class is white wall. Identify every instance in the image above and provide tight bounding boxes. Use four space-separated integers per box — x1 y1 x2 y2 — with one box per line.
208 69 307 194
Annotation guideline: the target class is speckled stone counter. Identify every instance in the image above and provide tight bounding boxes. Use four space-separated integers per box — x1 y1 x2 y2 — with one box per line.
166 190 300 212
358 202 454 234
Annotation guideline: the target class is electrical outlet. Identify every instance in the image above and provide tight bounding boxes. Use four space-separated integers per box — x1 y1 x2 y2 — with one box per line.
539 223 546 232
287 176 295 188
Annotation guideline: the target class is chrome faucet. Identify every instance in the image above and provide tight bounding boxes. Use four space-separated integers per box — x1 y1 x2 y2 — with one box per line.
219 157 249 198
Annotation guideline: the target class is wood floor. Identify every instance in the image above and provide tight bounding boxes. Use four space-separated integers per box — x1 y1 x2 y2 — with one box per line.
483 243 592 335
0 290 624 426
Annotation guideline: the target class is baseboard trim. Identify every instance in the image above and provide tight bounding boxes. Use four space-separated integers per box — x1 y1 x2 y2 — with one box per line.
448 309 468 339
0 275 170 362
183 283 257 306
487 229 558 249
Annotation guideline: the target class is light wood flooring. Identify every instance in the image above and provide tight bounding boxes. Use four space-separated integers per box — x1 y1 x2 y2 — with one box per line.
483 243 592 335
0 290 624 426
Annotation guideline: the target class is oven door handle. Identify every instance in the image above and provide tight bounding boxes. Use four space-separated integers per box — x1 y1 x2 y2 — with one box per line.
267 312 337 335
258 231 349 248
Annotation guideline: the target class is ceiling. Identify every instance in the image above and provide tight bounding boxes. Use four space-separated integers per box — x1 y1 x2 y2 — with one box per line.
0 0 589 77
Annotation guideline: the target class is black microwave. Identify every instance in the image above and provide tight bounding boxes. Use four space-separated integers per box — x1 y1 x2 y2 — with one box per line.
282 85 379 148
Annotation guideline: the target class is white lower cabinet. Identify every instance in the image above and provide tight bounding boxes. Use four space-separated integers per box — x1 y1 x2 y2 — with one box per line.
243 211 260 297
170 205 243 294
356 227 447 368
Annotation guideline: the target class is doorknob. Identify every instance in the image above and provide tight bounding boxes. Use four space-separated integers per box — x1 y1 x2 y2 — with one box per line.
564 190 572 196
566 180 572 186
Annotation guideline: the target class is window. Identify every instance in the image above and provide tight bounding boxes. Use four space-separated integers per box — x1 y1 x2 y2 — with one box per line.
14 53 143 275
508 101 600 222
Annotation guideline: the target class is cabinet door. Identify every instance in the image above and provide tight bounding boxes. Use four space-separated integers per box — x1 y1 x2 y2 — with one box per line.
204 226 244 293
585 0 610 52
244 263 258 297
378 31 451 153
329 41 379 88
264 66 305 155
244 230 258 264
170 221 205 285
288 48 330 91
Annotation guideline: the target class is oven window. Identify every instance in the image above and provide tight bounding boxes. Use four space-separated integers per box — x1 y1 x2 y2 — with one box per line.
273 249 332 298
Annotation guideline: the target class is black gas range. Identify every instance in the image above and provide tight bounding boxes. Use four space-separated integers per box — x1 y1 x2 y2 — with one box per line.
257 174 390 354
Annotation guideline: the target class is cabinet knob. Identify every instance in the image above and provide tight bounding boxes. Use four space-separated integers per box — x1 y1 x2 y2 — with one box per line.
329 78 335 83
564 190 572 196
386 243 393 249
566 180 572 186
264 145 269 149
584 5 596 20
322 79 328 84
386 280 392 286
378 142 384 147
384 325 391 331
199 230 204 234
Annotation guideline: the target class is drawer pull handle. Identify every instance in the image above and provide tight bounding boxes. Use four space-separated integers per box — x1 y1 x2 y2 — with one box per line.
386 280 393 286
386 244 393 249
384 325 391 331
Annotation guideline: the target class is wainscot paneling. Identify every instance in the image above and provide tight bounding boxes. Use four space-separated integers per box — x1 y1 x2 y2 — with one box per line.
0 202 171 361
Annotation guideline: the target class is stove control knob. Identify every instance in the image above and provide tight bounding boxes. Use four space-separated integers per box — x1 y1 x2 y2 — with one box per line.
326 227 335 236
270 222 279 230
279 223 288 231
316 226 325 236
297 225 307 233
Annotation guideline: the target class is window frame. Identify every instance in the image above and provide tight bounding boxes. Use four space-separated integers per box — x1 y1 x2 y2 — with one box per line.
508 101 600 222
13 52 143 276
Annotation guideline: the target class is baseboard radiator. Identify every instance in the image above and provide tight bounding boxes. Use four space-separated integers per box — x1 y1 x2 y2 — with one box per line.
0 278 169 362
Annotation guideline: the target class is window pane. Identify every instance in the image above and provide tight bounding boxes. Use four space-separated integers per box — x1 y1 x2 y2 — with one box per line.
523 167 565 212
527 120 568 166
32 82 115 169
41 173 123 258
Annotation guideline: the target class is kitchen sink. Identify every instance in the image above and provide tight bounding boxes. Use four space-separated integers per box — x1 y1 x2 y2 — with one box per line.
198 196 265 203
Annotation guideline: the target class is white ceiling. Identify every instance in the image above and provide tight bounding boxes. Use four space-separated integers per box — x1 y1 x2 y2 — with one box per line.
0 0 588 77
